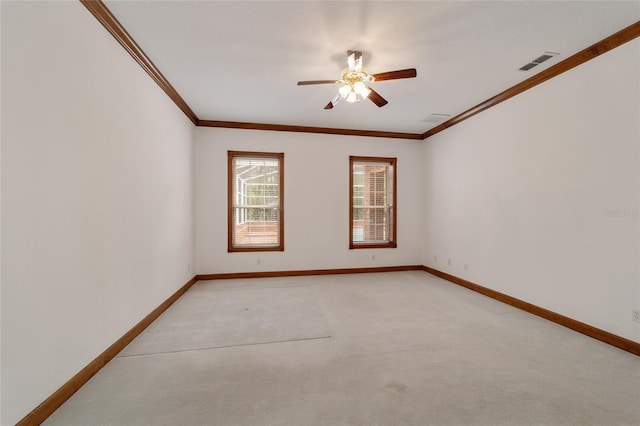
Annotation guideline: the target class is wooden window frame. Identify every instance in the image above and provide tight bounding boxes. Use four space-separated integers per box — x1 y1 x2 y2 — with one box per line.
228 151 284 252
349 156 397 249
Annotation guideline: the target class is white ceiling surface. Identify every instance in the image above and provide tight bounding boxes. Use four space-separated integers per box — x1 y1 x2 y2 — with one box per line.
104 1 639 134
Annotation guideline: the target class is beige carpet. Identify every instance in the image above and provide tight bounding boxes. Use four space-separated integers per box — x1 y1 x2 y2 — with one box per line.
118 284 331 357
45 271 640 425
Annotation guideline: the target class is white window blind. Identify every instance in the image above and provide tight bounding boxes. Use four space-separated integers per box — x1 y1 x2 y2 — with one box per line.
350 157 396 248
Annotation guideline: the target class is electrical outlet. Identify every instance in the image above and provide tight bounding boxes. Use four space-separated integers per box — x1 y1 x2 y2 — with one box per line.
447 258 452 266
434 255 437 262
371 254 376 261
256 259 261 265
633 309 640 323
464 264 468 271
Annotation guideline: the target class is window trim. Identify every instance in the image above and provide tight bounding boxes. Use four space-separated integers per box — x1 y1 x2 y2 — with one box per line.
349 156 397 249
228 150 284 252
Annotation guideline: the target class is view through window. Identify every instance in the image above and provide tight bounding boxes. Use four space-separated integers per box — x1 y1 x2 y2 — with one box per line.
228 151 284 252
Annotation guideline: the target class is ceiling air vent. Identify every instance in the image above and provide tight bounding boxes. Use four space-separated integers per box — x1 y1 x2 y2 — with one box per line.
422 113 451 123
533 54 554 64
519 62 538 71
518 51 559 71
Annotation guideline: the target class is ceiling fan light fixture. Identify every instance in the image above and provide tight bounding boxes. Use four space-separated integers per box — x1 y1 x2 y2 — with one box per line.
339 84 352 99
297 50 416 109
354 81 371 98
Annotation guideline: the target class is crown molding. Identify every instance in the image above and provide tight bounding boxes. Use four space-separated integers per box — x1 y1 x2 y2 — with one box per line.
198 120 423 140
422 20 640 139
80 0 199 125
80 1 639 140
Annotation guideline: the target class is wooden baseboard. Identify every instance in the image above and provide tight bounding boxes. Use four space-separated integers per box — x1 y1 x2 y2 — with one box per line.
196 265 423 281
17 266 418 424
16 275 199 426
18 264 639 425
421 266 640 357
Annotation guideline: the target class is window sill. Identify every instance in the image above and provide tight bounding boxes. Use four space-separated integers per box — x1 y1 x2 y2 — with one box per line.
228 246 285 253
349 242 397 249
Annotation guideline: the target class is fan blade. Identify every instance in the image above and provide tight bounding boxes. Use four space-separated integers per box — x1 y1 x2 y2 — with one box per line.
324 93 342 110
367 88 388 108
372 68 417 81
297 80 339 86
348 50 363 72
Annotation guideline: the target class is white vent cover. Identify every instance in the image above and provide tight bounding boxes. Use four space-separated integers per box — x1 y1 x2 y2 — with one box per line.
422 113 451 123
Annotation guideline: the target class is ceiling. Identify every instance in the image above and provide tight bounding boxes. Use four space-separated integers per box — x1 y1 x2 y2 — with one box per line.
103 1 640 135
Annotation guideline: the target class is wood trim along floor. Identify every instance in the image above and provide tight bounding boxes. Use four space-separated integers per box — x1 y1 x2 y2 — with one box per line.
16 276 199 426
16 265 640 424
422 266 640 357
422 20 640 139
196 265 423 281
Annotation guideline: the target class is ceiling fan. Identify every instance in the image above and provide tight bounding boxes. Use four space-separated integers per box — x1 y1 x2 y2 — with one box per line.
297 50 417 109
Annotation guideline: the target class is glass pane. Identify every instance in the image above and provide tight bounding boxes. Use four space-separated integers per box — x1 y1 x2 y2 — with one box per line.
362 207 388 242
351 159 394 245
233 206 280 246
232 156 281 247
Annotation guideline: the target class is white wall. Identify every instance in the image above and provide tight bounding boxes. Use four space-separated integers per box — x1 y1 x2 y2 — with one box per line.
1 2 195 424
196 128 423 274
0 2 4 422
1 2 637 423
422 39 640 343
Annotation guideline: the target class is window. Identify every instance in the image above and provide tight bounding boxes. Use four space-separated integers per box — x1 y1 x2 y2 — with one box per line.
349 156 397 249
228 151 284 252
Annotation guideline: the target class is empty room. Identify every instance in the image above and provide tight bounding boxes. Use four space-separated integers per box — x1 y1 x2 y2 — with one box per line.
1 1 639 425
